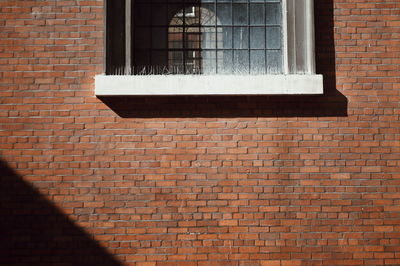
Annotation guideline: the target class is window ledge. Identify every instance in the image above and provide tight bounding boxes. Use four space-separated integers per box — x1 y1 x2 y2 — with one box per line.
95 74 323 96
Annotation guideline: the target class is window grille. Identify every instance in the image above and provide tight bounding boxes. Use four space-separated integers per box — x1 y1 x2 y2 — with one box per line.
108 0 284 75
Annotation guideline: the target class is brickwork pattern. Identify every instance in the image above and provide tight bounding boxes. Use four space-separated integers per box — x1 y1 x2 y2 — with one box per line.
0 0 400 265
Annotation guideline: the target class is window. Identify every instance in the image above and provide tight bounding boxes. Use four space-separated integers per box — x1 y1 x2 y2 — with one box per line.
97 0 323 95
134 2 282 75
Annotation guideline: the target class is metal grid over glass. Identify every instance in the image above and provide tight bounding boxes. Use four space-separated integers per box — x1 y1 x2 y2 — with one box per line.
133 0 282 75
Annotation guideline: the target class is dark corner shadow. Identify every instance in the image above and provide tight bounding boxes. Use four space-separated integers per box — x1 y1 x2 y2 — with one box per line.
0 159 122 266
99 0 346 119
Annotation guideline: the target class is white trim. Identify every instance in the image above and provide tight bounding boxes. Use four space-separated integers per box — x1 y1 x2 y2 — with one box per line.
95 75 323 96
282 0 289 75
306 0 315 74
125 0 131 74
103 0 107 73
290 0 297 73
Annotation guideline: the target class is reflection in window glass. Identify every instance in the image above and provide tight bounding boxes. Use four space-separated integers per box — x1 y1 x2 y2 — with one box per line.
133 0 282 74
233 27 248 49
250 27 265 49
233 4 248 26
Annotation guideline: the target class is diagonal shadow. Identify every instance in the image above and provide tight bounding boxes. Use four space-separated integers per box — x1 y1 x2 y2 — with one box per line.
99 0 345 118
0 159 122 265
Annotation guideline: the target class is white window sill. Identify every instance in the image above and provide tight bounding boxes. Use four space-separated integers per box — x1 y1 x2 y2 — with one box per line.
95 74 323 96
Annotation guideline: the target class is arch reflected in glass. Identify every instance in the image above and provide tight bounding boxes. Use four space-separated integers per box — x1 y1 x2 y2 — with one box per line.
168 6 223 74
133 0 283 75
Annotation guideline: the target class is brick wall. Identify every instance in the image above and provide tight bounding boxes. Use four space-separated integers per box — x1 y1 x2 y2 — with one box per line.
0 0 399 265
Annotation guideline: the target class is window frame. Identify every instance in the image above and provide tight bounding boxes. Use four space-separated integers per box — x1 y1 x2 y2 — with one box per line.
96 0 323 96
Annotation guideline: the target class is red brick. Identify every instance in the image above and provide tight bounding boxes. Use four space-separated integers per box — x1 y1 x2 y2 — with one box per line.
1 0 400 265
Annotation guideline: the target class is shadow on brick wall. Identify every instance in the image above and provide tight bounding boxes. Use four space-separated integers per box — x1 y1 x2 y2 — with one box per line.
98 0 346 118
0 159 121 266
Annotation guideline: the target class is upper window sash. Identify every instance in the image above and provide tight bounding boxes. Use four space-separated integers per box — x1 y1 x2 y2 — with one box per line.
106 0 316 75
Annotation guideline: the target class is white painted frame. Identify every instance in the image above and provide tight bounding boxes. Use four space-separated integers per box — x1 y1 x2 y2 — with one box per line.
125 0 131 74
285 0 316 74
282 0 289 74
97 0 323 96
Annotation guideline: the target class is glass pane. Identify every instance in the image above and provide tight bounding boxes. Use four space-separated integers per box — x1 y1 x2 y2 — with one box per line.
152 5 168 26
169 4 185 25
233 50 249 74
250 4 265 25
250 50 265 74
185 28 201 49
151 51 168 70
218 27 232 49
217 50 233 74
233 4 248 25
266 26 281 49
186 50 197 60
169 51 183 61
202 26 217 49
266 3 281 25
136 27 151 49
217 4 232 25
168 28 183 49
233 27 248 49
185 52 201 74
191 8 201 25
201 4 216 26
250 27 265 49
266 50 282 74
202 51 217 74
152 27 168 49
135 4 151 26
168 51 184 74
185 6 196 16
135 50 151 68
